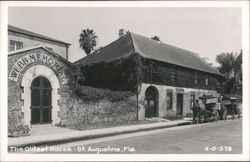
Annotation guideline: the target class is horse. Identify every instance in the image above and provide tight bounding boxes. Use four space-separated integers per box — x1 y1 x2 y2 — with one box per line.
210 108 220 122
218 104 227 121
192 101 206 124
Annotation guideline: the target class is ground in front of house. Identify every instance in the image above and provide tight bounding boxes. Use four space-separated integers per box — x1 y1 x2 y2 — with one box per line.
35 119 242 154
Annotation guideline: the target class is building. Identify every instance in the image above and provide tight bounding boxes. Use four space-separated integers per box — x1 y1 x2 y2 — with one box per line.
8 26 223 137
75 31 224 120
8 26 137 137
8 25 70 60
8 25 76 137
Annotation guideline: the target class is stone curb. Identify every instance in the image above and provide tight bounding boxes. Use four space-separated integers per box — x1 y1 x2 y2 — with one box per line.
8 121 192 149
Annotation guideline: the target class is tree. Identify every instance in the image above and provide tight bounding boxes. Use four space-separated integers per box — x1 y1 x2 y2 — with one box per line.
151 36 160 41
79 29 97 55
216 50 242 95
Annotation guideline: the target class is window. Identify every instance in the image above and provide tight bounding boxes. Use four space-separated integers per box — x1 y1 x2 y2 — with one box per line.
216 79 219 86
194 72 198 85
205 75 209 86
198 73 206 86
151 63 157 73
166 91 173 110
170 66 176 82
142 62 150 82
143 61 160 83
151 63 157 81
9 40 23 51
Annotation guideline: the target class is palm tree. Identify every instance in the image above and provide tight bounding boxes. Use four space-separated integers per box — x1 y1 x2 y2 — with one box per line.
216 50 242 95
79 29 97 55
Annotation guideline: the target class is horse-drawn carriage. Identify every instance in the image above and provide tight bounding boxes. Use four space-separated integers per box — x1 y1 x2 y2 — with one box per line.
200 95 220 123
192 95 220 124
192 94 241 124
220 96 241 120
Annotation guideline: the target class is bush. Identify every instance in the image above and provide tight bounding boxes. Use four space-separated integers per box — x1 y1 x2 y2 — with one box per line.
8 124 30 137
78 55 140 92
74 86 135 102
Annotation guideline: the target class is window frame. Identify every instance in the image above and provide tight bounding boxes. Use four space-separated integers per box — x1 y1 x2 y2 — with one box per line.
194 72 198 85
166 90 173 110
205 75 209 86
9 40 23 51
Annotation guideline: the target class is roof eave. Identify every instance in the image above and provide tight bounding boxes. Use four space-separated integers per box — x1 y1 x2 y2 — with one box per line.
141 56 224 77
8 28 71 46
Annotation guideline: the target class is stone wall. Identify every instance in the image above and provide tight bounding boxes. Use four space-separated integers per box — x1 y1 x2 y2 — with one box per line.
8 47 137 137
8 47 74 137
58 94 137 129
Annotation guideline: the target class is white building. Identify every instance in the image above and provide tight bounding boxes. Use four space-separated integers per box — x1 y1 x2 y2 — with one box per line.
8 25 71 60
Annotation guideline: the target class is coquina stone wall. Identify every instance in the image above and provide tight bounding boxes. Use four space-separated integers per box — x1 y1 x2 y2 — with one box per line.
8 47 138 137
8 47 74 137
58 94 137 130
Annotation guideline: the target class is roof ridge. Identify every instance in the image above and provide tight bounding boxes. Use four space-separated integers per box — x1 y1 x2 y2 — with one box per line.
73 31 222 76
129 32 146 57
74 33 133 64
130 32 201 58
127 32 137 54
129 32 222 76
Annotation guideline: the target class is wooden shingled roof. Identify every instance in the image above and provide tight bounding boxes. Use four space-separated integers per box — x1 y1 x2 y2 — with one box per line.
74 32 223 76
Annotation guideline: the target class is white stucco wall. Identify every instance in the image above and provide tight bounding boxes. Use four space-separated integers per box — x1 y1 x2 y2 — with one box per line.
8 32 68 59
137 82 218 120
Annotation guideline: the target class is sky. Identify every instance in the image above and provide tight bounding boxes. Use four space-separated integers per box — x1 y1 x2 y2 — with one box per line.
8 7 242 66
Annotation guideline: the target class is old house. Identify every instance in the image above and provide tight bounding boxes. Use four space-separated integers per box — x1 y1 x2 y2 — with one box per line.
75 30 224 120
8 26 223 137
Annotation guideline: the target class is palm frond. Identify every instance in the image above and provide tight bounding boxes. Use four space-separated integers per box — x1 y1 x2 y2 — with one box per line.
79 28 98 55
216 50 242 95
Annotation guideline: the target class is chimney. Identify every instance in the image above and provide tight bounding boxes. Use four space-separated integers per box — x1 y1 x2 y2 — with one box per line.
119 29 126 38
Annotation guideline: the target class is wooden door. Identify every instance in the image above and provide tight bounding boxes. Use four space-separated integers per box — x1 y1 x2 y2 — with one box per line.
145 87 157 118
30 76 52 124
177 94 183 115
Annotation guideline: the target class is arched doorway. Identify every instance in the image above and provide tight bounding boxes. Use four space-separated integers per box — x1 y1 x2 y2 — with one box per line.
31 76 52 124
145 86 158 118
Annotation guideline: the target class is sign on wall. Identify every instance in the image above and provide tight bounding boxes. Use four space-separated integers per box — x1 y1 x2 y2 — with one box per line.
9 53 64 81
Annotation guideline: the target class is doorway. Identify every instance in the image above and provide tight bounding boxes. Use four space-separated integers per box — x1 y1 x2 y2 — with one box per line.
30 76 52 124
177 94 183 116
145 86 158 118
